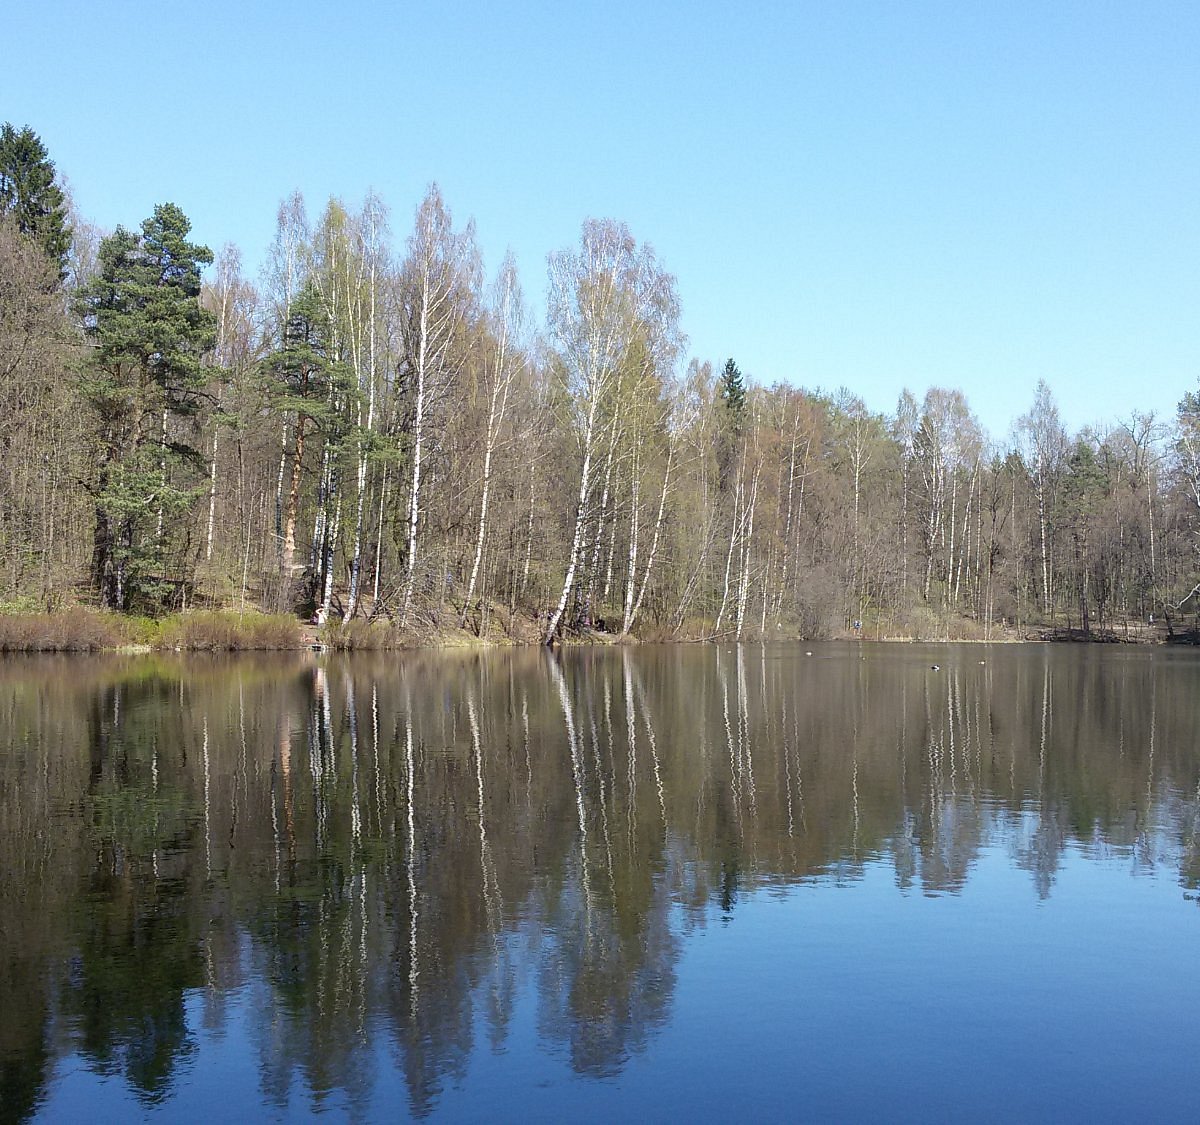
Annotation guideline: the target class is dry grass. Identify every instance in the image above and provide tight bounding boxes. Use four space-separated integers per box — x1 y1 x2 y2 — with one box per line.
154 611 301 650
320 619 409 650
0 608 131 651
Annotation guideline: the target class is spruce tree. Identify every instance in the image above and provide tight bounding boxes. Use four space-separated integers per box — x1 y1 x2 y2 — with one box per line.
0 123 71 275
718 357 747 424
716 357 747 492
78 203 215 610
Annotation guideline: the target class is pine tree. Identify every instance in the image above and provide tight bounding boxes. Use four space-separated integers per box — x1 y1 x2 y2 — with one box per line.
0 123 71 274
78 203 216 610
259 280 350 585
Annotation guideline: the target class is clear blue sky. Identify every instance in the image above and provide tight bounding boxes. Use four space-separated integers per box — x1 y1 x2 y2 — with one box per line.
5 1 1197 439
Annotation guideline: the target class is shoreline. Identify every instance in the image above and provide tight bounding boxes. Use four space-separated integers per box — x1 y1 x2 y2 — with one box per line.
0 607 1187 654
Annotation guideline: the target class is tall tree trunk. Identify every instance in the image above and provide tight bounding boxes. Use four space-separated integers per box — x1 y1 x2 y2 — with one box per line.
623 441 673 637
545 394 599 644
281 416 306 580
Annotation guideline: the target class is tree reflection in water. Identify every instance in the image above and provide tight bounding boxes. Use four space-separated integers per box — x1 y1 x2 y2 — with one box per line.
0 644 1198 1118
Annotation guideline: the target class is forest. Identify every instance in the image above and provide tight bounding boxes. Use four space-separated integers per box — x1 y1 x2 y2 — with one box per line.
3 122 1199 644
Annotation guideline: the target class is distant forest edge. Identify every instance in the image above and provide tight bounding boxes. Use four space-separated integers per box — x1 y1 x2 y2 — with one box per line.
2 122 1199 648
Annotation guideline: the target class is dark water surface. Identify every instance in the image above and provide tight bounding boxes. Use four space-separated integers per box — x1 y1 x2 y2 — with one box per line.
2 642 1199 1122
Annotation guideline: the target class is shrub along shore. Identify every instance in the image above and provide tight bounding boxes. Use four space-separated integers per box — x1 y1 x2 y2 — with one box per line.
0 605 1184 653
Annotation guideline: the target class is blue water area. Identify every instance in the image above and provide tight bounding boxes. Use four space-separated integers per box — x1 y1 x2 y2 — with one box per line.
1 643 1198 1122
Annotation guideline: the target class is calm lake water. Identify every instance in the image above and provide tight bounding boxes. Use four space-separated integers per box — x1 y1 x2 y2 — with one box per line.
2 642 1199 1122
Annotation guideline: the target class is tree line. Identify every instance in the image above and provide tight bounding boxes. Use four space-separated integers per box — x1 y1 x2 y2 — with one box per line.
3 122 1199 639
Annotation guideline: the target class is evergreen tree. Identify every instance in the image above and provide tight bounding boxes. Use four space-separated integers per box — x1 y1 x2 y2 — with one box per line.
718 357 746 423
259 280 353 586
0 123 71 274
78 204 216 610
716 357 747 492
1059 440 1109 634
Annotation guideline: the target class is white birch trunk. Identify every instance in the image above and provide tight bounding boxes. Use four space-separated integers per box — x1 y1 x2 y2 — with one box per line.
714 470 743 635
545 392 598 643
402 283 429 625
623 441 673 636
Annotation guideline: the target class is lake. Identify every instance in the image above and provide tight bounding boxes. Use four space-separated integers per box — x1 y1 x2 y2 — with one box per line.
2 642 1199 1122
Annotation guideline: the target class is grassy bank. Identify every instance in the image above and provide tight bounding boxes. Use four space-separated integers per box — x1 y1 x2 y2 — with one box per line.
0 609 302 652
0 604 1173 653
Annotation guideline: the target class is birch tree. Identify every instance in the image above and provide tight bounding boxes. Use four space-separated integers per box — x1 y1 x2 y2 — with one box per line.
395 185 479 624
543 220 680 644
1017 381 1067 618
461 252 524 627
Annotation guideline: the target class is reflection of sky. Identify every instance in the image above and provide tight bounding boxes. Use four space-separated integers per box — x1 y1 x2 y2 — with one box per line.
44 841 1199 1123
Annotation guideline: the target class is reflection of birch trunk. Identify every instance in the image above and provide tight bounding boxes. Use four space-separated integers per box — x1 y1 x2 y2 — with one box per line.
346 671 361 847
312 665 333 850
277 710 294 877
371 683 382 841
203 715 211 881
404 687 420 1021
595 673 615 889
622 649 638 841
547 651 592 912
632 660 667 829
467 685 502 939
344 670 368 1031
717 648 741 821
737 645 756 813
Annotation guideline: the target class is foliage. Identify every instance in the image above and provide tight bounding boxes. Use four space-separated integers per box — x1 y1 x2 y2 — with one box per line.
0 122 71 272
77 203 216 611
0 136 1196 641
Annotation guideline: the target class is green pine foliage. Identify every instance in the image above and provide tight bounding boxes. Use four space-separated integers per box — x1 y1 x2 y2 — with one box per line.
77 204 216 611
0 122 71 274
259 280 353 435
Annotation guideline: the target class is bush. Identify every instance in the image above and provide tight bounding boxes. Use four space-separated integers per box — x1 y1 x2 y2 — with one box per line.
320 619 406 650
0 608 130 651
154 611 301 651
